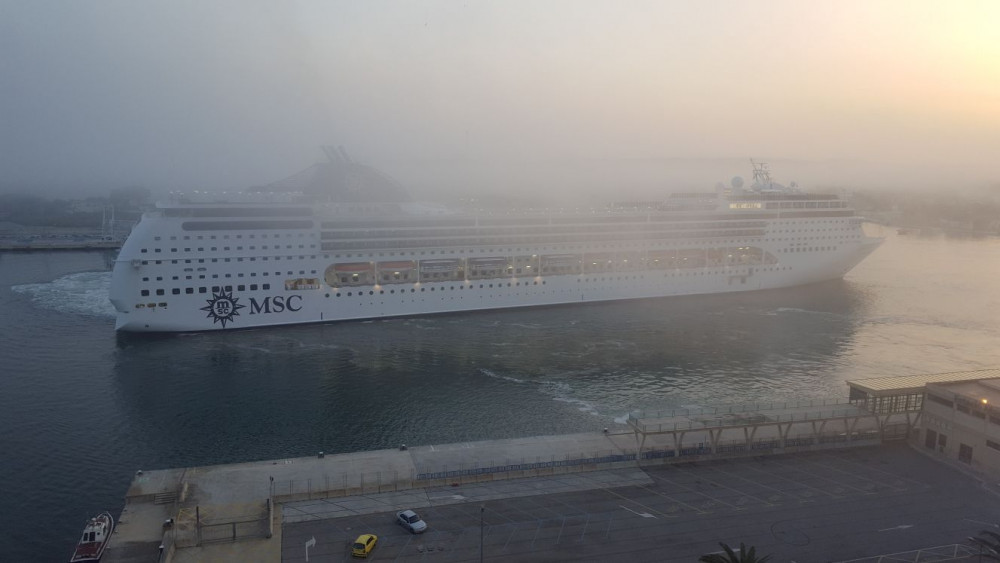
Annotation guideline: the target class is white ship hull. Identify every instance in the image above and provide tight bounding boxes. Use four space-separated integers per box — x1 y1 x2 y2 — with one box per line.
110 197 882 333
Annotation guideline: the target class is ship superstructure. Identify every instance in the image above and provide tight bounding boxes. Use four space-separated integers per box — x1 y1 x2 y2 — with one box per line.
109 162 882 332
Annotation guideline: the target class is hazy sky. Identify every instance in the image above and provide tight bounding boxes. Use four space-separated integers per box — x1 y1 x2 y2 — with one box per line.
2 1 998 195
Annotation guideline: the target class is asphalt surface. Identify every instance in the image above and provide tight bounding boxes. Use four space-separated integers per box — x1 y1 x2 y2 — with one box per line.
282 443 1000 562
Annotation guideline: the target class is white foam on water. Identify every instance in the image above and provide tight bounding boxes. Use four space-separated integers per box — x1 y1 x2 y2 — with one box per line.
775 307 843 318
233 345 276 354
478 367 525 384
551 395 600 416
11 271 115 318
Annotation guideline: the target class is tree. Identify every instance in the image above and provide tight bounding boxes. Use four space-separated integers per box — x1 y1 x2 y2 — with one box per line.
969 529 1000 560
699 542 771 563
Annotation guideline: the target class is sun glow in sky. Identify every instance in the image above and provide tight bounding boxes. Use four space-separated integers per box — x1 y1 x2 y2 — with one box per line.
1 0 998 193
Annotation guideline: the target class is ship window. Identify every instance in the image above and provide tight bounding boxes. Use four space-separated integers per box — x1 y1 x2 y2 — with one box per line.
185 288 193 294
199 287 207 293
141 290 149 296
250 284 258 290
156 289 164 296
263 284 270 290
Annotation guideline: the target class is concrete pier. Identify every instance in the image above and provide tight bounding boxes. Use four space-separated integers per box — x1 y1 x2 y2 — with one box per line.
103 413 891 563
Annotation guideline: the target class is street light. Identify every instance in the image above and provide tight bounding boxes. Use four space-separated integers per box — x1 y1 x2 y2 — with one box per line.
480 504 485 563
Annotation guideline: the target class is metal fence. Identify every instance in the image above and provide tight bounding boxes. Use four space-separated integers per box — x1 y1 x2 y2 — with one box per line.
172 502 270 547
198 518 269 544
267 429 884 504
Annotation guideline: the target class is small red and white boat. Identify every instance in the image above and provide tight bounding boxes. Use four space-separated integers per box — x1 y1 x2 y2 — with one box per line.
69 512 114 562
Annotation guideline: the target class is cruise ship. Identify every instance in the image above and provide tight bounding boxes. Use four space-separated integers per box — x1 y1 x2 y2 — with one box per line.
109 158 883 332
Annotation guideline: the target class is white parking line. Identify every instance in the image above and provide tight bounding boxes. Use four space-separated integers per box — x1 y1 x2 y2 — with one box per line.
619 505 656 518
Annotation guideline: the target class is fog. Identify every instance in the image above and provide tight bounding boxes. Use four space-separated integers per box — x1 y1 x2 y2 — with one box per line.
2 1 999 199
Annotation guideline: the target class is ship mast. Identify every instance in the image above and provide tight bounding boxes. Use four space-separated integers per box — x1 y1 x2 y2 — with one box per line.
750 159 772 190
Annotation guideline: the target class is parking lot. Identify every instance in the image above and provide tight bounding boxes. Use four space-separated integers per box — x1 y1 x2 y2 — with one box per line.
282 443 1000 562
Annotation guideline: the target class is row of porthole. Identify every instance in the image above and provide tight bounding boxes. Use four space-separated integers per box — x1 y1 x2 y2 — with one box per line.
663 267 790 276
141 283 272 297
327 280 548 297
139 255 318 266
782 246 837 252
332 239 769 259
155 233 312 241
140 244 315 254
317 267 793 301
319 267 789 298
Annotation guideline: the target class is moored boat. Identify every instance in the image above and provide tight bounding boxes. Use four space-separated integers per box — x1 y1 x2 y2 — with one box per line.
69 512 114 563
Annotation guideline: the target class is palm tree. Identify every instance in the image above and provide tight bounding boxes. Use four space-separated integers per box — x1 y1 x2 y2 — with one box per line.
969 529 1000 560
699 542 771 563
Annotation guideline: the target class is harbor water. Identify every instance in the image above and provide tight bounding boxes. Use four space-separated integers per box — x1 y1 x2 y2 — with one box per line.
3 229 1000 561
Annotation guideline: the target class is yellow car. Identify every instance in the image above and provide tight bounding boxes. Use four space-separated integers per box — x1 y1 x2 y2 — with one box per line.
351 534 377 558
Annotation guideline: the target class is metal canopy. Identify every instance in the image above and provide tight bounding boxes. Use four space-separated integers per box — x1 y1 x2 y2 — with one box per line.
847 369 1000 397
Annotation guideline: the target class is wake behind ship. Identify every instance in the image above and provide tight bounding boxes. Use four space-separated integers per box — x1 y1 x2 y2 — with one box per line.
109 157 883 332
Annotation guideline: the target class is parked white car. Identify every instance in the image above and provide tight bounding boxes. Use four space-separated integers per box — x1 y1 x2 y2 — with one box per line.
395 509 427 534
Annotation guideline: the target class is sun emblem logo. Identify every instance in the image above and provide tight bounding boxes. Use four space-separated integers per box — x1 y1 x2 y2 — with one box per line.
200 290 244 328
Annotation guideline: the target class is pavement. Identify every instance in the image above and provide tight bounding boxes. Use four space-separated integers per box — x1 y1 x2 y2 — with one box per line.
281 443 999 562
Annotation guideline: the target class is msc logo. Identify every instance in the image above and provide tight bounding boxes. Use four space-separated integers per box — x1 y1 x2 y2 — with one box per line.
201 291 245 328
201 293 303 328
248 295 303 315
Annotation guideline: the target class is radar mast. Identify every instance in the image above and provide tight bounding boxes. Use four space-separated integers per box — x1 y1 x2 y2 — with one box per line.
750 159 772 190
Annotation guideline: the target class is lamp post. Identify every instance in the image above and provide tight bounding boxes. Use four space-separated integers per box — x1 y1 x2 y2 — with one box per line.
480 504 485 563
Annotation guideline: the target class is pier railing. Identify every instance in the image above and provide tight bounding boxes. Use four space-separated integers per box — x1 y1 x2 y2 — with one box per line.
269 428 882 504
627 397 861 431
